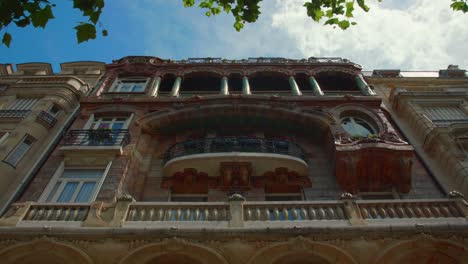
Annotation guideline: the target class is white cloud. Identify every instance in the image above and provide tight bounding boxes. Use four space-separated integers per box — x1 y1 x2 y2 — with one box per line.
271 0 468 70
129 0 468 70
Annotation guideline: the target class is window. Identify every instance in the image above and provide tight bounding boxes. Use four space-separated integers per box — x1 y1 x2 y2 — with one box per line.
47 104 60 117
423 106 467 126
110 78 148 93
341 117 376 137
41 163 111 203
3 135 35 166
90 117 128 130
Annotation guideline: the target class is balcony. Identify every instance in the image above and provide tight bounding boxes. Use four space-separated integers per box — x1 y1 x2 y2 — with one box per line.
1 195 466 229
163 137 308 178
36 111 57 128
60 129 130 154
0 110 30 119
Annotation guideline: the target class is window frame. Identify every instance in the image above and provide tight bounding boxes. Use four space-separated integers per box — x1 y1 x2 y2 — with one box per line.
340 116 377 137
39 161 112 203
109 77 149 93
3 134 35 167
84 114 134 130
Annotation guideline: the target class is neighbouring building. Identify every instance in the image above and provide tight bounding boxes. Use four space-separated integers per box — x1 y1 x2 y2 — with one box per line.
0 56 466 264
0 62 104 213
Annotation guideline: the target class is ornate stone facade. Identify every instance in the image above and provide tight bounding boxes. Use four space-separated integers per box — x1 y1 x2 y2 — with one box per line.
0 57 466 263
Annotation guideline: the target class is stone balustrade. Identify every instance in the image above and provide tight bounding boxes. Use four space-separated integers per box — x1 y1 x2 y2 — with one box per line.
23 203 89 221
356 199 464 219
0 196 466 228
244 201 348 221
126 202 229 221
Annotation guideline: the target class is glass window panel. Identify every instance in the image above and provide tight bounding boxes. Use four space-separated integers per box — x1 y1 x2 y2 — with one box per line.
56 182 79 202
62 170 103 179
45 182 61 202
74 182 96 202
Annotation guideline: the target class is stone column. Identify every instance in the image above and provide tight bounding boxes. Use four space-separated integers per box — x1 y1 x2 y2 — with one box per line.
288 76 302 96
220 76 229 95
355 75 375 95
149 76 161 97
308 76 324 96
170 76 182 97
242 76 251 95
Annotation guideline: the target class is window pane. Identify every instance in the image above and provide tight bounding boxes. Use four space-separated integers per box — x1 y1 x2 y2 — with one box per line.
56 182 79 202
45 182 61 202
62 170 103 179
4 136 34 166
74 182 96 202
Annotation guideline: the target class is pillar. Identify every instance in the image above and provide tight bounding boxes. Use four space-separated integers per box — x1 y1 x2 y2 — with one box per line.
308 76 324 96
220 76 229 95
242 76 251 95
355 75 375 95
149 76 161 97
170 76 182 97
288 76 302 96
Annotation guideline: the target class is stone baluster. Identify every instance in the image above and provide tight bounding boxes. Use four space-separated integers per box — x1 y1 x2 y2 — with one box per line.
220 76 229 95
242 76 251 95
289 76 302 96
170 76 182 97
308 76 324 96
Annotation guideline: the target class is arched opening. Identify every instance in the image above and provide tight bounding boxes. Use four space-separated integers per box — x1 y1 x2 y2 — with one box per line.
315 71 360 95
295 73 311 94
0 240 92 264
135 103 339 201
119 240 228 264
179 72 221 96
273 252 331 264
158 74 176 96
228 73 243 94
249 71 290 95
146 253 202 264
247 239 358 264
375 239 468 264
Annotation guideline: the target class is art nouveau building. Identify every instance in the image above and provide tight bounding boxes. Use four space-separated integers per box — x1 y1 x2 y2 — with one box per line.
0 57 466 264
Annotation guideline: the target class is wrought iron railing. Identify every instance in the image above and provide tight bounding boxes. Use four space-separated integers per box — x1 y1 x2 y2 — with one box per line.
63 129 130 147
0 110 31 118
163 137 306 164
36 110 57 128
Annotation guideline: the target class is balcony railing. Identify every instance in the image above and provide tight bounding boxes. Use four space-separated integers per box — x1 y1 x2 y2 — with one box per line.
0 110 31 118
63 129 130 147
1 196 466 228
36 110 57 128
163 137 306 165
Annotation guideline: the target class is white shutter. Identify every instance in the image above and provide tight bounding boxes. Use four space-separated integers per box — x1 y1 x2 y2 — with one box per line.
424 106 467 125
8 98 40 110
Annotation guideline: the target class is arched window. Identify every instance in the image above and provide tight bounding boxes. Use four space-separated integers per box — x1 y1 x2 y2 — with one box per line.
341 116 376 137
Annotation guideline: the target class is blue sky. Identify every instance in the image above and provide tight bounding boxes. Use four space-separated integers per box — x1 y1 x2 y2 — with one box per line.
0 0 467 72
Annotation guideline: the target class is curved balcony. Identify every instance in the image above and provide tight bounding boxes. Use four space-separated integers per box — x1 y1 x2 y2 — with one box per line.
163 137 308 177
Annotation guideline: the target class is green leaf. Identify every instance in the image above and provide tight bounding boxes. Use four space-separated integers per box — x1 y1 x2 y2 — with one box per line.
102 29 108 36
234 21 243 31
338 20 350 29
74 23 97 43
31 5 54 28
345 1 355 17
2 33 12 47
